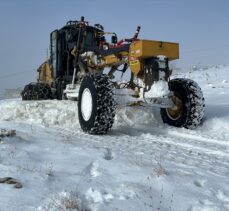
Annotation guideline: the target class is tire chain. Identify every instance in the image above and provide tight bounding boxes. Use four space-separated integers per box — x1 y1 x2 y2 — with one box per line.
89 74 116 134
21 83 52 100
182 79 205 128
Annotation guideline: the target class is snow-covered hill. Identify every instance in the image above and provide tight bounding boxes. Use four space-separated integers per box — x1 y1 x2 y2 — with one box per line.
0 66 229 211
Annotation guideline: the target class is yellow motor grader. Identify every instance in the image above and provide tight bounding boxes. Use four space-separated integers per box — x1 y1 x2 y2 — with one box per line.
21 17 205 134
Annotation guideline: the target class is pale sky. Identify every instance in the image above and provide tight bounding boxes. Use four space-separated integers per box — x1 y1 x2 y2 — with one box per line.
0 0 228 92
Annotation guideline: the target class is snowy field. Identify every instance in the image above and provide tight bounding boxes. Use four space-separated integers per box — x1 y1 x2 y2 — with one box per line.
0 66 229 211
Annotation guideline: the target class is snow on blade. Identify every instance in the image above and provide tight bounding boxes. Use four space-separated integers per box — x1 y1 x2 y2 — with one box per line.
144 80 170 98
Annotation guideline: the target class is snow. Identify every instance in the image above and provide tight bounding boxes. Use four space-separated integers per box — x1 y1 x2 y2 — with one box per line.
144 80 170 98
0 65 229 210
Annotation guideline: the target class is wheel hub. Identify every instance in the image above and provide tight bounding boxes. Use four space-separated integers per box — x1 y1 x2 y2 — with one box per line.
81 88 93 121
166 94 183 120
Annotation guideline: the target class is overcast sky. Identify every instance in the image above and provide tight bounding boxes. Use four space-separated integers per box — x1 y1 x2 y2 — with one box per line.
0 0 228 92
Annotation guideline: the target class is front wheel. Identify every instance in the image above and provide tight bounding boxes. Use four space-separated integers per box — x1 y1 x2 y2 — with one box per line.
160 78 205 129
78 74 116 135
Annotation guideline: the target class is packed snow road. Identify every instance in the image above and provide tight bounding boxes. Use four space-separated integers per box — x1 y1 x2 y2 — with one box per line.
0 66 229 211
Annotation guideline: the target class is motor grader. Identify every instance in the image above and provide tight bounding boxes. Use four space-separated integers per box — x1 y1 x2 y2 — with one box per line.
21 16 205 134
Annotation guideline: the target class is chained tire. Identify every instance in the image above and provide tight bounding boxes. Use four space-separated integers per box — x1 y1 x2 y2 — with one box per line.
160 78 205 129
78 74 116 135
21 83 52 100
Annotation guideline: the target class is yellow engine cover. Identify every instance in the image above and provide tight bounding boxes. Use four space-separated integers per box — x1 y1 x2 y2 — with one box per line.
129 40 179 75
130 40 179 60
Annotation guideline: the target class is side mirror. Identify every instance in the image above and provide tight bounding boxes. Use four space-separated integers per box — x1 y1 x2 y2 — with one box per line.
111 35 117 44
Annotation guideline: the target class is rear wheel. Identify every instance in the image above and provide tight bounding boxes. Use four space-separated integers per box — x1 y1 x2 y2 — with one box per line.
21 83 52 100
78 74 116 134
160 78 205 129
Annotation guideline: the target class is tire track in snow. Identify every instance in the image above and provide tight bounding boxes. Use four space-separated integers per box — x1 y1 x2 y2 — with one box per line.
136 126 229 157
143 134 229 158
167 130 229 147
137 133 229 176
62 126 229 177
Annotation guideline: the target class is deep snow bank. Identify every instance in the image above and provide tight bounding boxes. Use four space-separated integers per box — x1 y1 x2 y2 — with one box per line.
175 65 229 90
0 99 157 131
0 99 80 129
